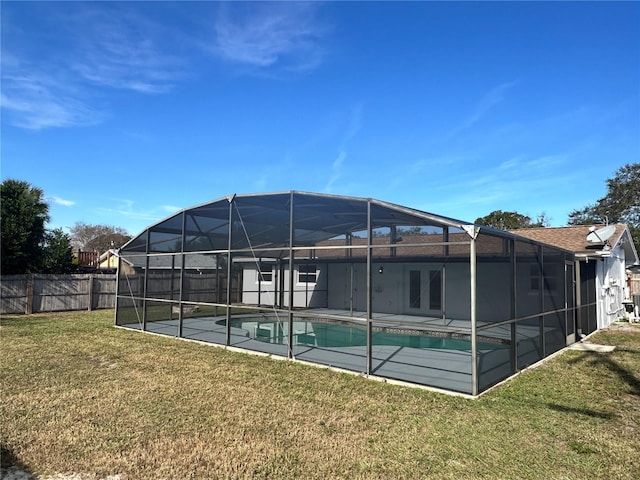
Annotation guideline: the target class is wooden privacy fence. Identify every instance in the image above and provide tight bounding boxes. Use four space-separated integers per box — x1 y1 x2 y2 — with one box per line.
1 274 116 314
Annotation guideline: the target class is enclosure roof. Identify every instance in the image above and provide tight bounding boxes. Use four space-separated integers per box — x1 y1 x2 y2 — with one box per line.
121 191 495 254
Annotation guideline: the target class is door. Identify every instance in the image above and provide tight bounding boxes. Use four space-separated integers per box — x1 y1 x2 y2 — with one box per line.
406 266 442 316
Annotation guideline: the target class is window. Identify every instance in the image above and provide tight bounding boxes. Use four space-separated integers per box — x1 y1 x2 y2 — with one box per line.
298 264 317 284
529 263 558 293
257 262 273 283
429 270 442 310
409 270 421 308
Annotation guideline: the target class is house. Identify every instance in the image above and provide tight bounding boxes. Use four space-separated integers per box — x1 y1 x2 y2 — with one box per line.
511 224 639 333
98 249 120 271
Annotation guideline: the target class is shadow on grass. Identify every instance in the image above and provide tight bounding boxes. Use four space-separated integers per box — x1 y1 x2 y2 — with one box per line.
615 346 640 354
0 444 32 475
546 403 616 420
568 351 640 396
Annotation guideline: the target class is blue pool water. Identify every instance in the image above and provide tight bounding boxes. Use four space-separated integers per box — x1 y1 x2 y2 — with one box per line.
222 318 504 350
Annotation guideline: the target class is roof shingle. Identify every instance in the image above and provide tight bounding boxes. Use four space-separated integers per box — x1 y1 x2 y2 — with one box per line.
509 224 625 255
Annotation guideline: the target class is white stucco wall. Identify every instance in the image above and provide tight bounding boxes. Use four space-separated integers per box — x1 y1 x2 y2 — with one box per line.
243 260 517 323
241 263 328 308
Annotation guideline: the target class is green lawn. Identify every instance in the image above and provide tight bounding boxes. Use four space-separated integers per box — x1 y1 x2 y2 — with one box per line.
1 310 639 479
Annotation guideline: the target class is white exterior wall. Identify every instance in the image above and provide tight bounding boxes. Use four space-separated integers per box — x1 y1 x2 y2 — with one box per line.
326 262 472 319
241 263 278 306
241 261 480 321
241 264 328 308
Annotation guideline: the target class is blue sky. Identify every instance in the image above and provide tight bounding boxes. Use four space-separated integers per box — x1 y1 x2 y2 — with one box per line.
2 1 639 236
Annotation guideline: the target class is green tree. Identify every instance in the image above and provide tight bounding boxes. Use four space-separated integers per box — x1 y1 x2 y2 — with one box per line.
568 163 640 252
475 210 548 230
1 179 50 274
41 228 76 274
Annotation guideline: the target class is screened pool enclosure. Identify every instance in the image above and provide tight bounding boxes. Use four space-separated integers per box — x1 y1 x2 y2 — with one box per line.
115 192 576 395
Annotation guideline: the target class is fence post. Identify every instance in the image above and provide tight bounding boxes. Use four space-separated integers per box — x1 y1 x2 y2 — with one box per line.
88 274 94 311
25 274 34 314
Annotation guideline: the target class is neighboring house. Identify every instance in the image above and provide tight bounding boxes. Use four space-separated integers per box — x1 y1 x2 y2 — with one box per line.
98 249 120 270
74 249 120 272
511 224 639 333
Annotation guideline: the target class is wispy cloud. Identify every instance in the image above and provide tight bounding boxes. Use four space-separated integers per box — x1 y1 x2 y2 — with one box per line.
1 4 183 130
98 198 160 222
498 154 564 172
409 155 464 175
325 104 363 192
2 3 330 130
419 153 570 221
448 81 518 138
68 6 183 93
161 205 182 213
0 56 105 130
213 2 327 72
48 196 76 207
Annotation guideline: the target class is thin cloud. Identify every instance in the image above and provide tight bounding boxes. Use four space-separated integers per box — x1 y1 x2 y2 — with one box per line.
448 81 519 138
2 3 329 130
498 156 525 171
0 63 105 129
423 153 570 219
68 5 183 93
409 155 464 175
332 150 347 170
48 196 76 207
499 154 564 172
324 104 363 192
97 198 159 222
161 205 182 213
213 3 327 72
1 3 183 130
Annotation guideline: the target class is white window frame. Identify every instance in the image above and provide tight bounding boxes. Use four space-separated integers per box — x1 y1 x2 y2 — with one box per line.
256 262 273 283
297 264 317 285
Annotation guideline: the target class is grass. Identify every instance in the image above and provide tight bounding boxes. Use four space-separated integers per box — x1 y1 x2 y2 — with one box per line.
1 310 639 479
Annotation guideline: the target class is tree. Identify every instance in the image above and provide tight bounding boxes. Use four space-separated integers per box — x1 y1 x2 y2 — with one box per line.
70 222 131 251
568 162 640 252
41 228 76 274
475 210 548 230
1 179 50 274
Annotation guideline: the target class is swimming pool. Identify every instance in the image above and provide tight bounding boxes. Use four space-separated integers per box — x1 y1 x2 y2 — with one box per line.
219 317 505 350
